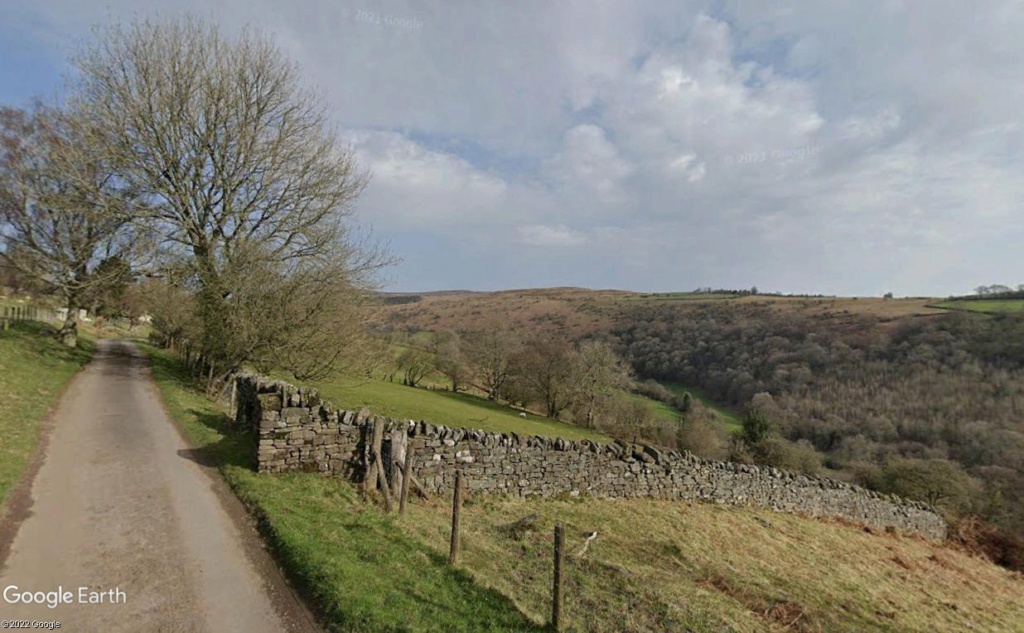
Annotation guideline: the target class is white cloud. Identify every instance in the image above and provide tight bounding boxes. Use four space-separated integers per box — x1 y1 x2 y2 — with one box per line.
6 0 1024 294
540 124 635 208
346 131 512 228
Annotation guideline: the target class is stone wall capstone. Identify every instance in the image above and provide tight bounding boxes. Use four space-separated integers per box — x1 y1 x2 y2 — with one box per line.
236 374 947 541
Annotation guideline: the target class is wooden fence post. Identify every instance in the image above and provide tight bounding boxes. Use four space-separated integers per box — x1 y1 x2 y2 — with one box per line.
364 417 395 512
449 469 463 565
400 445 414 516
228 379 238 425
390 428 406 500
552 522 565 632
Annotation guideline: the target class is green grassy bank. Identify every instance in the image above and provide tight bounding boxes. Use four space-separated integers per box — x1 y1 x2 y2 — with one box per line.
0 322 93 508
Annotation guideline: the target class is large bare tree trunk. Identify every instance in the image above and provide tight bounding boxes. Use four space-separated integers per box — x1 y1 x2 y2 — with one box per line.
59 295 79 348
58 315 78 347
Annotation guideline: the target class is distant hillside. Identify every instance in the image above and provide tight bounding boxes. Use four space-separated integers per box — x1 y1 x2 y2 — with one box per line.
379 287 1024 573
381 288 948 339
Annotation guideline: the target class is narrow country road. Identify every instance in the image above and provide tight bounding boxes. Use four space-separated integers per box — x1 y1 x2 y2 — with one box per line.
0 340 320 632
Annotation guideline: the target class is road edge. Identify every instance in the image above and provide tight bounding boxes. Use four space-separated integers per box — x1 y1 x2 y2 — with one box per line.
135 342 326 633
0 343 94 570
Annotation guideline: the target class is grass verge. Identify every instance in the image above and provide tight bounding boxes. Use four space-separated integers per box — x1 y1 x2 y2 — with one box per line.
144 344 542 632
0 321 93 509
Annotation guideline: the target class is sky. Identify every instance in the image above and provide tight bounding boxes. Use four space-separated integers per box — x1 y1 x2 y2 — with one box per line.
1 1 1022 297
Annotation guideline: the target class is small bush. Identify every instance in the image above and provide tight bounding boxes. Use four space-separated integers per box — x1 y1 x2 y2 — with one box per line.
951 516 1024 572
676 417 729 460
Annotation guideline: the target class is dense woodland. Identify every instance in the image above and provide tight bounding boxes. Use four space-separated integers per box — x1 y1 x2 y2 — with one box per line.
614 302 1024 567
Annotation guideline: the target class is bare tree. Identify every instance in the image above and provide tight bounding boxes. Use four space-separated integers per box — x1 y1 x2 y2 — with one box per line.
432 330 464 392
138 277 199 353
396 346 433 388
210 242 385 382
0 104 136 346
466 327 522 401
516 337 578 419
71 16 391 384
569 340 633 428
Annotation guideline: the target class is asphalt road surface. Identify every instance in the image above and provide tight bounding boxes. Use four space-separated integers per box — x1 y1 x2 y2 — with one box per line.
0 340 320 632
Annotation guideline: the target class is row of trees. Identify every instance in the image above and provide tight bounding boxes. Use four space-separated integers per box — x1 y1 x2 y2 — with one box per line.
1 16 390 389
974 284 1024 296
389 328 662 436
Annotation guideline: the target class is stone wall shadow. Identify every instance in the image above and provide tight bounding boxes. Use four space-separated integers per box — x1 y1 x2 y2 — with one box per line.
176 407 257 471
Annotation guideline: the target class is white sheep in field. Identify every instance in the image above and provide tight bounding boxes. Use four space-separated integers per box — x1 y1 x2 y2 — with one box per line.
519 412 527 418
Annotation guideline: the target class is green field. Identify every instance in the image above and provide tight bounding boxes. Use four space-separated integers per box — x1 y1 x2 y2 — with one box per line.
931 299 1024 314
358 340 686 443
146 346 540 632
304 376 609 442
624 391 682 422
0 322 93 508
663 382 744 434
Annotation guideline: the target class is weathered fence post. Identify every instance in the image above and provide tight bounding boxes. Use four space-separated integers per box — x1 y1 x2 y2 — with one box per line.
390 428 406 500
362 416 395 512
449 469 463 565
229 379 238 424
552 522 565 631
400 445 414 516
374 418 395 512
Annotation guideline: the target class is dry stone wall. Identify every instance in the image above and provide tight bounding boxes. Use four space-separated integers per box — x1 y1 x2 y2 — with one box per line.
236 374 948 541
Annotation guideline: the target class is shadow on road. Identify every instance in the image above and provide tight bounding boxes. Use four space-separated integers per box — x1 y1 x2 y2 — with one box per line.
93 339 149 379
175 407 257 472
